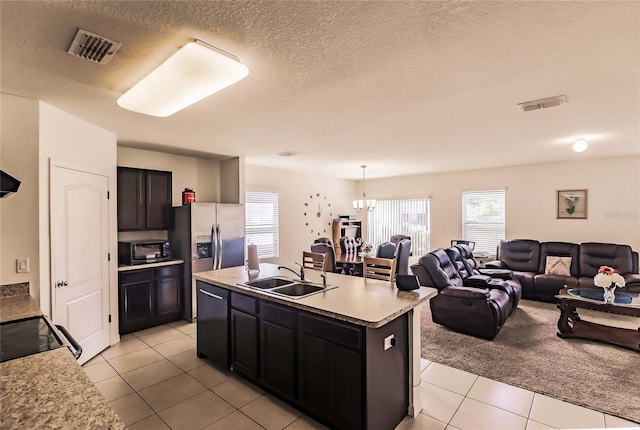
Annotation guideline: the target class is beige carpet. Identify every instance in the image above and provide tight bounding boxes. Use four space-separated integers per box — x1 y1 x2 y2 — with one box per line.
420 299 640 423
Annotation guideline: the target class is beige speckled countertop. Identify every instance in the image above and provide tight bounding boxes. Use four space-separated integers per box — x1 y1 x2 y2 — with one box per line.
194 263 437 328
0 292 125 429
117 258 184 272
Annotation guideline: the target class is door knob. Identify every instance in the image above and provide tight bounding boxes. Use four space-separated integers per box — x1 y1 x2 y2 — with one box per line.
56 281 69 288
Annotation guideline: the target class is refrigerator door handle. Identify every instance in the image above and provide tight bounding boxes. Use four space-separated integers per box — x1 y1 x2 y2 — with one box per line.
217 224 223 269
211 224 218 270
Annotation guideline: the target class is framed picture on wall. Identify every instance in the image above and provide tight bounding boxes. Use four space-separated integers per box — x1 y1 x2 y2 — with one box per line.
557 189 587 219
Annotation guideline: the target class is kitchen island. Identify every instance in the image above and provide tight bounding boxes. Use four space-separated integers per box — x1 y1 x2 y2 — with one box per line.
0 287 124 429
194 263 437 430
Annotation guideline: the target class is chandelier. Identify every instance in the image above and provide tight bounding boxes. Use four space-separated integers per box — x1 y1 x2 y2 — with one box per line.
352 165 376 212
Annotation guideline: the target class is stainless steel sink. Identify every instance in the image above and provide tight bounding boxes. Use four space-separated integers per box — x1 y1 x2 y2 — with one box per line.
271 283 325 297
241 276 297 289
239 277 337 299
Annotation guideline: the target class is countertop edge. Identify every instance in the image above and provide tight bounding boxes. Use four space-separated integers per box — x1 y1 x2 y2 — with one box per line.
118 259 184 272
194 272 435 328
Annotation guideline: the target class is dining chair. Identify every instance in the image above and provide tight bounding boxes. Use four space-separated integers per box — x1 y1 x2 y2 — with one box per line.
302 251 327 272
362 256 397 285
376 242 397 259
310 243 339 273
395 239 412 275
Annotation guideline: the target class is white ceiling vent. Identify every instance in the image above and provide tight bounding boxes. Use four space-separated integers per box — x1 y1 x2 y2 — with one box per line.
66 29 121 65
517 95 566 112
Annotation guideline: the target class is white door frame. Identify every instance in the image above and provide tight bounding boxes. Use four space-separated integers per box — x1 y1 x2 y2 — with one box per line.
48 158 119 351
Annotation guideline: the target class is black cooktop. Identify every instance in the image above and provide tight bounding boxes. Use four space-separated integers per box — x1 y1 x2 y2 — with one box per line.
0 315 65 362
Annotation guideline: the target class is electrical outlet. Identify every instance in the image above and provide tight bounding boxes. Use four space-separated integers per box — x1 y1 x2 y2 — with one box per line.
16 258 29 273
384 334 395 351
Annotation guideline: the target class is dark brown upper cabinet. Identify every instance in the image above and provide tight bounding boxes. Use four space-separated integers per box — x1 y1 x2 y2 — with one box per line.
117 166 172 231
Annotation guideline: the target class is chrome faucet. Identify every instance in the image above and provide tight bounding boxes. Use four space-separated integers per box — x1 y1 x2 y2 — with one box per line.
278 262 305 281
320 273 327 288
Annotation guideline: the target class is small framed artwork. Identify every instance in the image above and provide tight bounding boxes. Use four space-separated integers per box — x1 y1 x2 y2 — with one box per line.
557 189 588 219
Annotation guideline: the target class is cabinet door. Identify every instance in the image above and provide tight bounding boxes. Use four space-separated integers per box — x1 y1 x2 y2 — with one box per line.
119 271 154 334
155 276 181 319
230 309 259 379
298 332 331 417
261 320 296 399
331 344 363 430
298 332 363 430
145 170 172 230
117 167 145 231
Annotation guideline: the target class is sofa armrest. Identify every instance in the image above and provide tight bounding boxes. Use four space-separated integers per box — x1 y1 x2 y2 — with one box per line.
479 268 514 280
484 260 507 269
623 273 640 292
440 286 491 299
463 275 492 288
410 264 432 288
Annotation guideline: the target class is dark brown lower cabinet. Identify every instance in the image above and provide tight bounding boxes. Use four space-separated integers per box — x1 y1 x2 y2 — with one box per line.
298 315 363 430
230 309 259 379
260 301 297 399
197 281 409 430
119 270 154 334
119 264 183 334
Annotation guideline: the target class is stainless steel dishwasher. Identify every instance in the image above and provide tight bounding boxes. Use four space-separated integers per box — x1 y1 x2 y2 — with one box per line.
196 280 230 369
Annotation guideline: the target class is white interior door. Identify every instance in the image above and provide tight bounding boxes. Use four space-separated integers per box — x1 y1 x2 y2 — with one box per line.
51 165 110 364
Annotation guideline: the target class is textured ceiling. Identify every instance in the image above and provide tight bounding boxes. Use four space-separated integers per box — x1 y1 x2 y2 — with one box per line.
1 1 638 179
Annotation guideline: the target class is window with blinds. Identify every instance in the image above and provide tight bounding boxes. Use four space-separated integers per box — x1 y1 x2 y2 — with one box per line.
245 189 279 259
462 190 505 254
366 199 430 256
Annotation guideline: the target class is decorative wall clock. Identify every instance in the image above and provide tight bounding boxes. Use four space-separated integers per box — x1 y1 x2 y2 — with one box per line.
304 193 333 236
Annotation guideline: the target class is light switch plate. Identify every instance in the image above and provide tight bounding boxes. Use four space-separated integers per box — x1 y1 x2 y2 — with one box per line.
384 334 395 351
16 258 29 273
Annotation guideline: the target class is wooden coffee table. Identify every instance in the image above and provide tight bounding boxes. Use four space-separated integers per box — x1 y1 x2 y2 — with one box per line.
556 287 640 351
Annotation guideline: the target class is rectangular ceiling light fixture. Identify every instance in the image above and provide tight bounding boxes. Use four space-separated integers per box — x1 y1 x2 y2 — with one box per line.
117 40 249 117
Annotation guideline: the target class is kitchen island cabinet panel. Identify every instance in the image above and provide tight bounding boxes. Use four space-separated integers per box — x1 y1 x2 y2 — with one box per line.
261 320 296 399
298 319 364 430
230 308 259 379
194 265 436 430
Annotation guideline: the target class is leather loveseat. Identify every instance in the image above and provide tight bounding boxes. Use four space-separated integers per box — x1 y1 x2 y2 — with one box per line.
410 246 522 340
485 240 640 302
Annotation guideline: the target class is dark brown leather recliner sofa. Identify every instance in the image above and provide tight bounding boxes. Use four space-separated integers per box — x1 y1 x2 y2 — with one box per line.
485 240 640 302
410 246 522 340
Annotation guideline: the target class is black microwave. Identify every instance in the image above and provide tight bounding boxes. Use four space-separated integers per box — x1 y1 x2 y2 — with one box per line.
118 240 171 265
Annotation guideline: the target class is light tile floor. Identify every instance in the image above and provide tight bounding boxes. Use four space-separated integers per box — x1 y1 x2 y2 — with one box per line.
82 321 640 430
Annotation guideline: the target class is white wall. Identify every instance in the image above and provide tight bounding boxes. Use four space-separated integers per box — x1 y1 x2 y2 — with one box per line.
38 102 118 344
366 156 640 253
245 165 357 265
0 94 40 293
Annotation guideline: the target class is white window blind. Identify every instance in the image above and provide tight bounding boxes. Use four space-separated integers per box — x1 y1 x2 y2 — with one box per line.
245 190 279 259
462 190 505 254
367 199 430 256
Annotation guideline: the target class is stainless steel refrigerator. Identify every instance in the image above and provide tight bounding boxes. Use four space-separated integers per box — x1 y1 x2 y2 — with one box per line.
169 203 245 321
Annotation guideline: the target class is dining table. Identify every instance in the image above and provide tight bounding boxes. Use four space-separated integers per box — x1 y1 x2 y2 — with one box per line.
335 252 368 276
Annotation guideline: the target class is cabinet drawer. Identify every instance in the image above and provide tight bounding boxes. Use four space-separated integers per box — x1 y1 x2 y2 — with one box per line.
299 313 362 351
261 301 297 328
155 264 181 278
119 269 153 285
231 292 258 315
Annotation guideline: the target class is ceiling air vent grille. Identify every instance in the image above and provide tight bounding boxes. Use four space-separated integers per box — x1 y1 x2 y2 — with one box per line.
66 29 121 65
517 95 566 112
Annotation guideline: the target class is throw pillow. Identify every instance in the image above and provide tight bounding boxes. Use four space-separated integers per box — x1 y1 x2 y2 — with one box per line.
545 256 572 276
